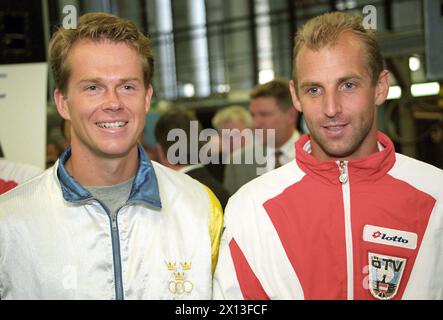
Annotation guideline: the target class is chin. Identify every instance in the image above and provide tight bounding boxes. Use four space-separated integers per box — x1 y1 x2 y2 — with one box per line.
324 146 356 160
99 144 137 158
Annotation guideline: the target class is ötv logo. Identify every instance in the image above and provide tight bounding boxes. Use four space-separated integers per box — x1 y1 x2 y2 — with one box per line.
372 231 409 244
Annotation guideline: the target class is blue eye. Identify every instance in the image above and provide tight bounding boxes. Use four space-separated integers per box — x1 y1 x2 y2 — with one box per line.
87 85 97 91
308 87 320 95
343 82 355 89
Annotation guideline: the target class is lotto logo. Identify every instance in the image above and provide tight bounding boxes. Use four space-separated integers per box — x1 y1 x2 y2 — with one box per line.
372 231 409 244
363 225 417 250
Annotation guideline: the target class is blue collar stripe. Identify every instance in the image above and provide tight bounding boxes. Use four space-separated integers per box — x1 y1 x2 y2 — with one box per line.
57 144 162 208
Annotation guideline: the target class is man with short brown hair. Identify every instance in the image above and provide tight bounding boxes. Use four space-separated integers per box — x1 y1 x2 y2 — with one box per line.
0 12 222 300
223 79 300 194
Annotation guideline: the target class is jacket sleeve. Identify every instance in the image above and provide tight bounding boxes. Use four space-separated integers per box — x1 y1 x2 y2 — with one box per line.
212 192 270 300
203 186 224 276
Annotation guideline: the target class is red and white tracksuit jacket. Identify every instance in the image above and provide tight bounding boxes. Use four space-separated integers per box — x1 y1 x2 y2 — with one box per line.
213 132 443 300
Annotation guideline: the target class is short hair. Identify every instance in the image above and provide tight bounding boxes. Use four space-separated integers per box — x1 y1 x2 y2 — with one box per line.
49 12 154 95
292 11 383 86
249 79 293 112
155 108 203 163
211 105 252 130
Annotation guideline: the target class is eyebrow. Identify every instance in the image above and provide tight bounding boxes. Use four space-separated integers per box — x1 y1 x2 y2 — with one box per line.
299 81 322 90
77 77 142 85
336 74 365 83
299 73 365 89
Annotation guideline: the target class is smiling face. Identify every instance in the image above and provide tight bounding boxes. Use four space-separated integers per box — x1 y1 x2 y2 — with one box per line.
55 40 152 161
290 32 389 161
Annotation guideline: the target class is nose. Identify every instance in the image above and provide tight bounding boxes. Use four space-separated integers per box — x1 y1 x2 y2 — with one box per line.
104 89 122 111
323 91 342 118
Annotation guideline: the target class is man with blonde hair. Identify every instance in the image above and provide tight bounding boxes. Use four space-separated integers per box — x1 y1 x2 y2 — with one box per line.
212 105 252 132
214 11 443 300
209 105 253 184
0 12 222 300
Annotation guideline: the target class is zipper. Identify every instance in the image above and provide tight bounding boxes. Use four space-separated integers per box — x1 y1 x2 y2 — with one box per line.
90 200 125 300
110 212 124 300
338 160 353 300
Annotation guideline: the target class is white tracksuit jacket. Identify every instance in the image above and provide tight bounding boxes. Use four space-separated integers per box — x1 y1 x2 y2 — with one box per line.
0 145 223 300
214 132 443 300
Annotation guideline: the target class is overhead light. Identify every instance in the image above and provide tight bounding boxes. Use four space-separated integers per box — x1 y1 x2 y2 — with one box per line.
345 0 357 9
216 84 230 93
336 0 357 10
411 82 440 97
259 69 274 84
409 56 421 72
387 86 402 100
183 83 195 97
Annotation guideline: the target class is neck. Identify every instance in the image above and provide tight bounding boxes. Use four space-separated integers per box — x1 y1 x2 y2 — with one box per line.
66 145 139 187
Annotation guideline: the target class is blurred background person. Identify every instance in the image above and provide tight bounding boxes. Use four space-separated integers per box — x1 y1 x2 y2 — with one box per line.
212 105 253 155
155 107 231 210
223 79 300 194
207 105 253 183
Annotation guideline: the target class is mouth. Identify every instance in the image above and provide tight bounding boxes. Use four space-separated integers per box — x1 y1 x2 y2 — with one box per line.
323 124 347 131
95 121 128 129
322 123 349 136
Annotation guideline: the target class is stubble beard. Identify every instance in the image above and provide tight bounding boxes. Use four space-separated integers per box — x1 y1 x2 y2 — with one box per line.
309 116 374 160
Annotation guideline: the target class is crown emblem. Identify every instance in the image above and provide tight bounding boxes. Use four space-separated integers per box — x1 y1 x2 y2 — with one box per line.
174 271 184 281
166 261 176 271
181 261 192 270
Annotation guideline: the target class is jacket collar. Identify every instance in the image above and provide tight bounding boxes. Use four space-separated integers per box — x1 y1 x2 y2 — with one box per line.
57 144 162 208
295 131 396 185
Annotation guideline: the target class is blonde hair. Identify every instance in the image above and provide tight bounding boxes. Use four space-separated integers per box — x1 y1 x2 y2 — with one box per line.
292 11 383 86
212 105 252 130
49 12 154 94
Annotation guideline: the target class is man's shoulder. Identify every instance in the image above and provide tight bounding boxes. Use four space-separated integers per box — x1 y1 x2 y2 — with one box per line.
1 165 52 191
230 160 305 204
151 161 208 194
0 168 55 216
393 153 443 176
0 159 43 184
150 162 217 221
390 153 443 197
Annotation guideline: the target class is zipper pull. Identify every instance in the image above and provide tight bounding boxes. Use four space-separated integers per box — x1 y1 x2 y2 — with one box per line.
338 161 348 184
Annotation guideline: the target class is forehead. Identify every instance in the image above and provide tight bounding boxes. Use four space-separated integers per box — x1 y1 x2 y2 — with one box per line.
250 96 281 111
67 39 142 71
295 33 370 83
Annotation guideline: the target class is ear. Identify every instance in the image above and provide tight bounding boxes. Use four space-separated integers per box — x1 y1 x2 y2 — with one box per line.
144 84 154 114
374 70 390 106
289 80 302 112
54 89 71 120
